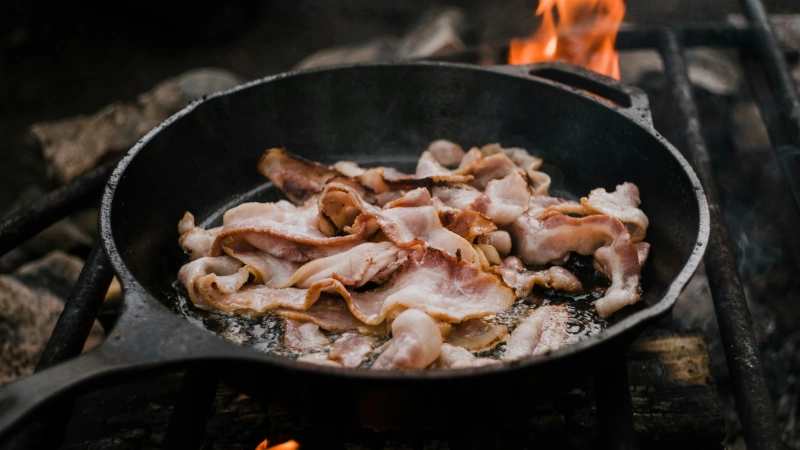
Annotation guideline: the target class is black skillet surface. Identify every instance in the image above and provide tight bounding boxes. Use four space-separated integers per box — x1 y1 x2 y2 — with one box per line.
0 62 708 436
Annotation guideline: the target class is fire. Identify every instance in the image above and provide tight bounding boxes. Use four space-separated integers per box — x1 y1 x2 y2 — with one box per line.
255 439 300 450
509 0 626 79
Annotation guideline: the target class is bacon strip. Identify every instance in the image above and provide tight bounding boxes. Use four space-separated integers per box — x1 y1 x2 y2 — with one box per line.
257 148 336 203
178 212 221 261
445 318 508 351
504 305 572 360
432 343 500 369
496 256 583 298
372 309 442 370
283 319 330 353
506 211 640 316
329 332 378 368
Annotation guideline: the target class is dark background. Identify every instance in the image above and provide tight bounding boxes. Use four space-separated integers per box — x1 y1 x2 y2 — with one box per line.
0 0 798 211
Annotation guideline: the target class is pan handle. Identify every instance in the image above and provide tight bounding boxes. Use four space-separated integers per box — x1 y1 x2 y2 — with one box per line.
0 342 174 444
0 291 248 444
491 62 654 129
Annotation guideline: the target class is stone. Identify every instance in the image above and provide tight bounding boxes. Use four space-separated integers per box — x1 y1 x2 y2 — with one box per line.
294 8 466 70
30 68 244 184
14 250 84 300
0 251 106 386
0 275 63 386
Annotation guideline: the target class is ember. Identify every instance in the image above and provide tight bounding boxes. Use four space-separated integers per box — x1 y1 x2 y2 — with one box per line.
255 439 300 450
509 0 625 79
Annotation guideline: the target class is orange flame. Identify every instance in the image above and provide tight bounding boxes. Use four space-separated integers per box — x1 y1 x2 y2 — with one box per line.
509 0 626 79
256 439 300 450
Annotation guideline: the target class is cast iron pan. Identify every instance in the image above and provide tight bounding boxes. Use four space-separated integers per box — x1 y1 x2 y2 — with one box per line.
0 61 709 437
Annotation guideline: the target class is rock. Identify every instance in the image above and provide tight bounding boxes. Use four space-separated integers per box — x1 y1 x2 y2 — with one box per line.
619 47 741 96
0 251 107 386
0 218 92 273
14 250 84 300
177 67 244 104
0 275 63 386
395 8 466 60
30 68 244 184
294 8 466 70
294 37 401 70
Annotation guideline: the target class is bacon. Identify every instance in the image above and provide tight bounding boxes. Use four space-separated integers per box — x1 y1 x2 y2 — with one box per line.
506 211 641 315
427 139 466 167
472 172 530 226
496 256 583 298
504 305 572 360
480 144 550 194
319 184 479 264
275 295 387 336
178 212 221 261
344 249 515 325
445 318 507 351
582 183 649 242
329 332 378 368
177 256 257 310
475 231 512 257
284 242 411 289
212 199 364 262
296 353 342 367
439 210 497 242
178 143 652 371
371 309 443 370
283 319 330 352
431 344 499 369
257 148 337 203
220 239 300 287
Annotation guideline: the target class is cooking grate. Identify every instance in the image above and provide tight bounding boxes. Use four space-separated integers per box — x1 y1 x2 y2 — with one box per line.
0 0 796 448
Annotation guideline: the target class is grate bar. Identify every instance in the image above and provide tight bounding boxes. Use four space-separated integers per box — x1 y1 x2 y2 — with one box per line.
658 30 782 450
0 162 115 257
36 246 115 371
736 0 800 212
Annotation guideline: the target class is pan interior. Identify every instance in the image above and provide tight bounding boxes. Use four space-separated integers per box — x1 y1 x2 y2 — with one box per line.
107 64 702 352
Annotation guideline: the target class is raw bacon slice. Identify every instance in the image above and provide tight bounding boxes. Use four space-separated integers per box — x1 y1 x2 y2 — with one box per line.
372 309 442 370
220 239 300 287
329 332 378 368
283 319 330 352
178 212 221 261
427 139 466 167
284 242 412 289
344 249 515 325
177 256 257 310
475 231 512 257
296 353 342 367
212 199 365 262
582 183 649 242
506 211 641 316
445 318 508 351
496 256 583 298
504 305 572 360
432 343 499 369
275 295 387 336
319 184 479 264
257 148 337 204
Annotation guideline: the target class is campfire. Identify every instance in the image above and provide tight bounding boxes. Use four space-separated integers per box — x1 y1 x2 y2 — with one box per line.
509 0 625 79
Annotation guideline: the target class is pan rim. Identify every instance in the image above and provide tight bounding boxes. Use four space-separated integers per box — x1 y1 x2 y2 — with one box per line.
99 60 710 380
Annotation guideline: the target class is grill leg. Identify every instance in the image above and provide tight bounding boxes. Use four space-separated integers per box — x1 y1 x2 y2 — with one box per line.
595 355 637 450
162 368 219 450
